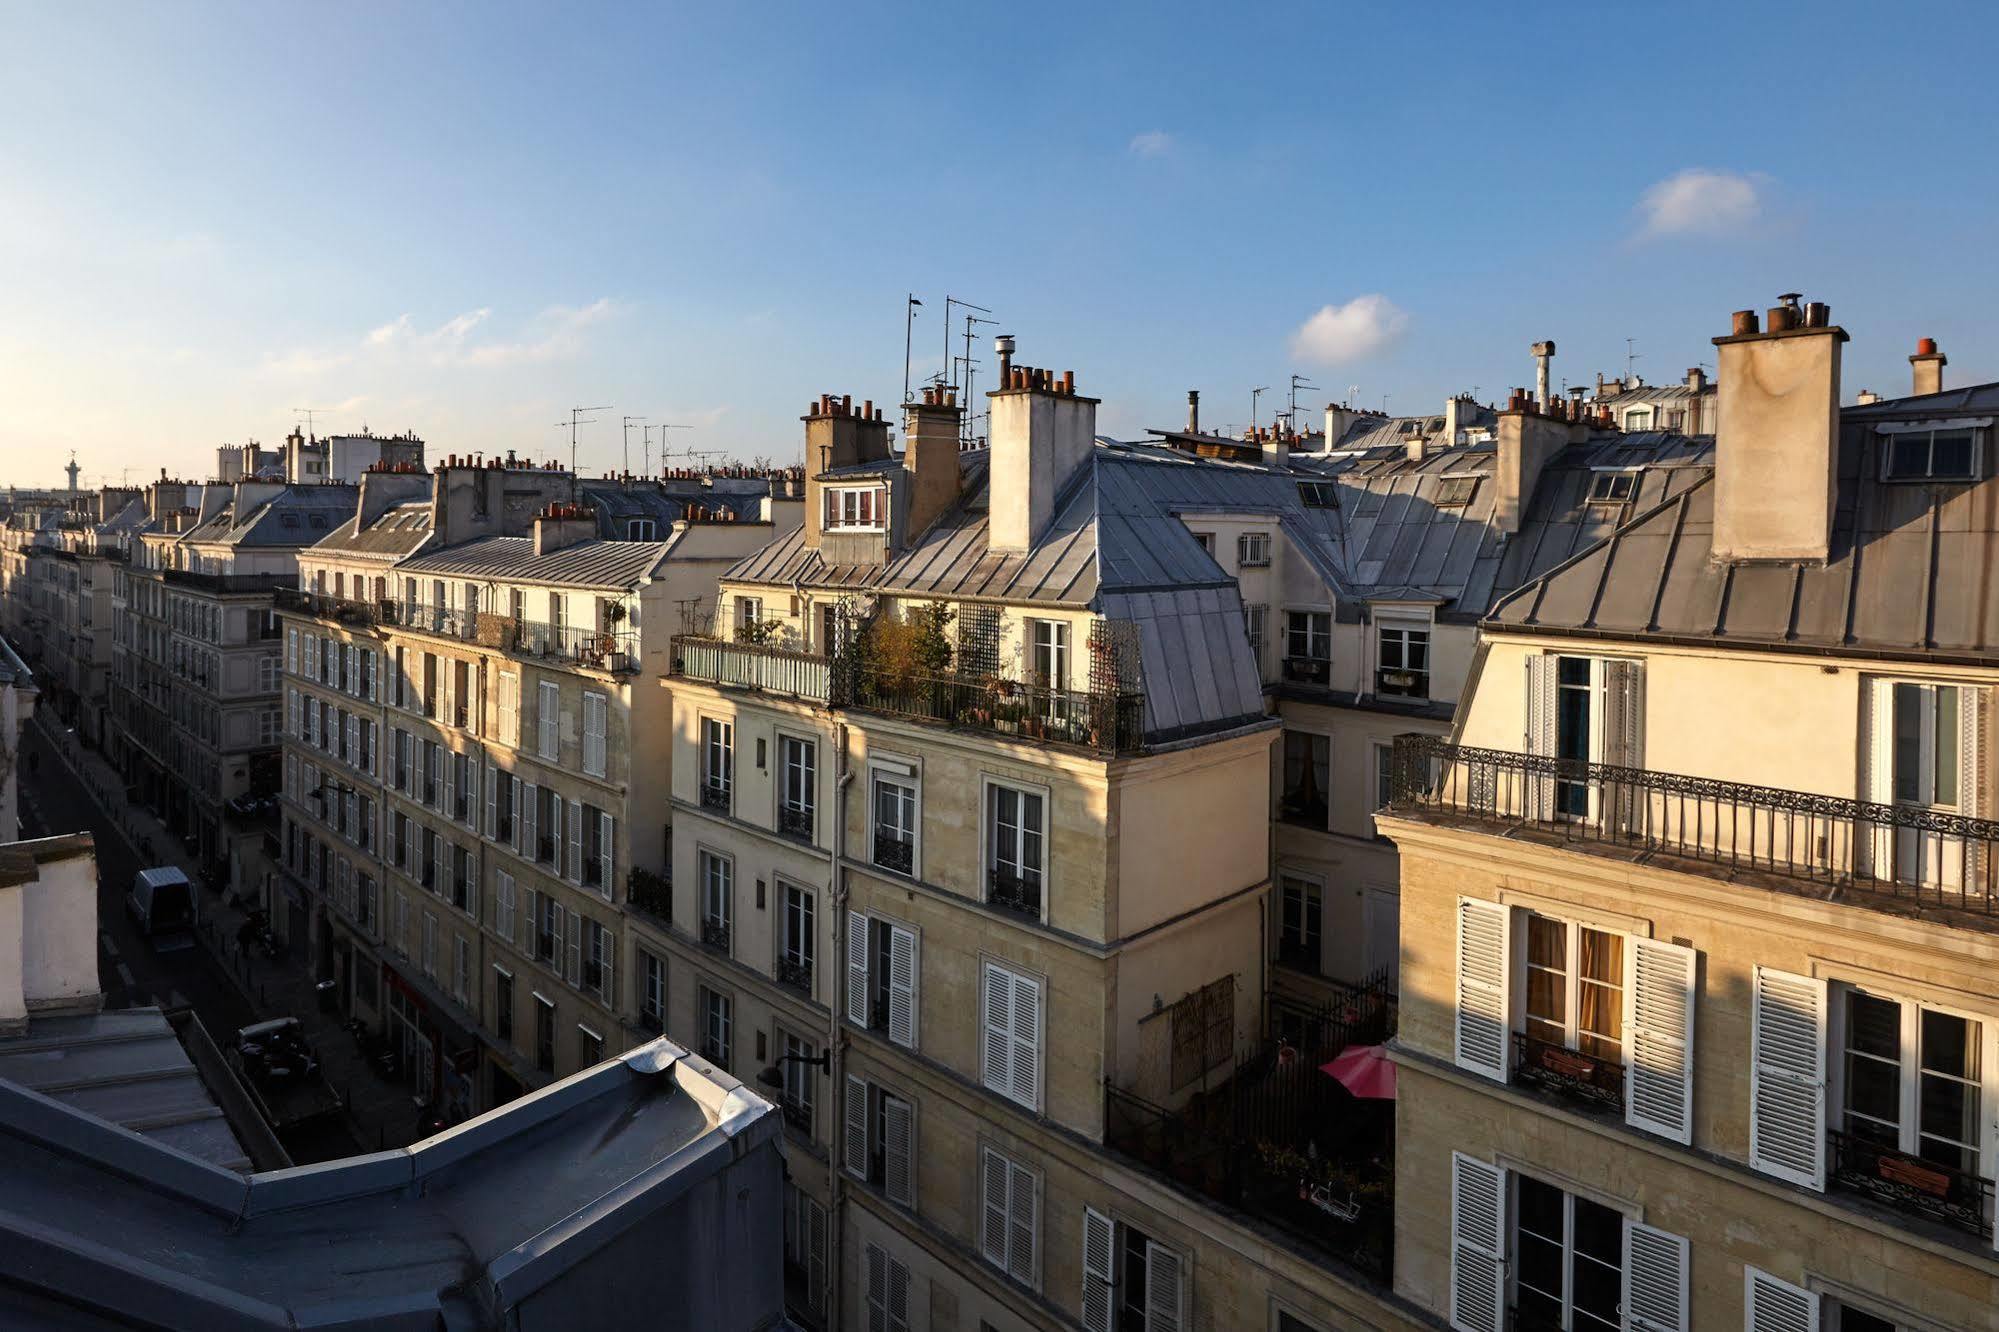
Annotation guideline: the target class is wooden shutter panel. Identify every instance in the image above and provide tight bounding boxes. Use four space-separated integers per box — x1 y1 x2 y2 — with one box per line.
1143 1240 1183 1332
1080 1207 1115 1332
882 1093 913 1207
511 778 523 851
981 963 1009 1095
568 798 583 882
979 1148 1009 1268
600 811 615 896
1454 898 1510 1081
1005 1159 1035 1285
1744 1266 1819 1332
485 763 497 837
886 925 916 1048
864 1243 885 1326
846 911 870 1028
1524 652 1557 818
517 888 535 955
1449 1152 1506 1332
1623 1219 1689 1332
566 908 583 986
843 1075 869 1180
1625 936 1696 1144
1011 970 1041 1109
1749 966 1827 1189
522 782 537 856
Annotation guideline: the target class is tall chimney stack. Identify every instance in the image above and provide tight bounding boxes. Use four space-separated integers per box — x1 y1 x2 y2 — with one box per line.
1712 296 1847 564
1531 341 1556 410
1910 337 1946 397
1186 390 1200 435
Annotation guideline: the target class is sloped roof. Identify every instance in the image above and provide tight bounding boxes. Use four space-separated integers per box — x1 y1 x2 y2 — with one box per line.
312 501 435 560
182 486 358 548
396 534 675 590
1489 386 1999 661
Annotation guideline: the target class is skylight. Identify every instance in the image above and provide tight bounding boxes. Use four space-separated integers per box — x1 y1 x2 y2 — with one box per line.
1433 476 1478 507
1297 480 1338 508
1587 472 1637 504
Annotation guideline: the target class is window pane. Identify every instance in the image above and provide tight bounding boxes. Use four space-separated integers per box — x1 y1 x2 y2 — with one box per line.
1935 686 1960 807
1890 435 1928 478
1845 1056 1902 1130
1527 916 1566 970
1848 992 1902 1059
1922 1008 1978 1080
1932 431 1974 477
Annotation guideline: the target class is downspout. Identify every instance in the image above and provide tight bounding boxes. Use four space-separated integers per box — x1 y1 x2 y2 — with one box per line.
827 719 853 1329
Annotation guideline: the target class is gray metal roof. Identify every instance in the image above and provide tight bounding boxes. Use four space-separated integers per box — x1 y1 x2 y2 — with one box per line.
0 1008 250 1171
312 500 435 560
396 534 675 590
579 478 769 531
0 1038 784 1331
1489 386 1999 661
182 486 359 548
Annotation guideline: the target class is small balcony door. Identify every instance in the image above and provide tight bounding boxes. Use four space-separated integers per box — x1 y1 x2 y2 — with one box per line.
1866 680 1980 892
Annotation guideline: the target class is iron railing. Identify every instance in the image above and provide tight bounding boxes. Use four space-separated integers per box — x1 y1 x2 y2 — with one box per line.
778 804 815 842
1829 1129 1995 1241
700 782 731 813
777 956 813 994
628 867 672 923
1281 655 1331 686
987 868 1042 919
1510 1032 1625 1114
701 919 732 953
509 620 638 674
872 832 914 876
673 635 831 701
1388 735 1999 913
161 569 290 595
780 1095 813 1136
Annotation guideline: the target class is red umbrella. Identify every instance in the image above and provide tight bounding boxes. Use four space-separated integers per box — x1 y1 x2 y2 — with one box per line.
1320 1043 1396 1099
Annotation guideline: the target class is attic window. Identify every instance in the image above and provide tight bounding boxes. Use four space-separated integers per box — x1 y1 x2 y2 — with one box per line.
1587 471 1638 504
627 518 658 541
1884 428 1978 482
1622 408 1654 431
280 513 300 527
1433 476 1479 507
824 485 885 531
1296 481 1338 508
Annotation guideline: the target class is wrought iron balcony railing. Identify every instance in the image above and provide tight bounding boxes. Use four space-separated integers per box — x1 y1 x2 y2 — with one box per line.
701 918 732 953
1373 666 1428 699
780 1095 813 1135
628 866 671 923
506 619 638 674
776 955 812 994
777 804 814 842
1829 1128 1995 1241
1388 735 1999 914
700 782 731 813
872 832 914 876
1281 655 1331 686
987 867 1042 919
1510 1031 1625 1114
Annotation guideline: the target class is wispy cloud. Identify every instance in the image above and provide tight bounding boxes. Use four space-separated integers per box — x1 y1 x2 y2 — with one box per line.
1290 295 1408 365
1128 130 1175 159
1635 168 1766 239
265 299 616 378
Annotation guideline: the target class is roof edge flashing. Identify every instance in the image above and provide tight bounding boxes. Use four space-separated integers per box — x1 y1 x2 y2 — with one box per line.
0 1079 250 1220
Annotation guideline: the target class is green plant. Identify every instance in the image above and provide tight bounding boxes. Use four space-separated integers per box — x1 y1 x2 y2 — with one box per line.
734 617 782 646
858 602 954 692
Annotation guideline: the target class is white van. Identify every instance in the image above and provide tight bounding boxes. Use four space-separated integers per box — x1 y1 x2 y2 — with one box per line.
126 866 196 938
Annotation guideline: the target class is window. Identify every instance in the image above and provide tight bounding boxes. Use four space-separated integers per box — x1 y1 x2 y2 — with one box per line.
986 783 1045 918
778 735 815 840
581 691 607 777
626 517 657 541
1190 531 1214 556
1837 987 1983 1183
1434 475 1479 507
1279 876 1322 971
980 961 1042 1110
1513 1174 1623 1331
780 882 814 991
1283 610 1331 684
1236 531 1271 567
1280 730 1330 827
862 1243 911 1332
825 486 884 531
494 968 514 1044
1889 681 1962 809
258 653 280 692
1374 741 1394 813
700 850 733 951
781 1031 816 1132
1826 1301 1905 1332
577 1025 603 1069
701 717 733 809
498 672 519 744
585 918 614 1000
1621 407 1653 431
1587 470 1638 504
1523 914 1624 1064
1296 480 1337 508
637 948 665 1032
980 1145 1039 1287
784 1187 829 1318
1028 618 1069 691
844 1077 914 1207
700 985 732 1067
1081 1210 1182 1332
537 681 559 759
1376 620 1430 698
871 771 917 876
534 994 555 1073
453 934 471 1003
1883 426 1977 481
733 595 763 638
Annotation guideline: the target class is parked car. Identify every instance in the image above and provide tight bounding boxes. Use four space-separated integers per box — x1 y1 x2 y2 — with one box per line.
126 866 196 939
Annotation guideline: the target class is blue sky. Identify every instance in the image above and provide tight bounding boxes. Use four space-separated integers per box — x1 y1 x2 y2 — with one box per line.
4 1 1996 487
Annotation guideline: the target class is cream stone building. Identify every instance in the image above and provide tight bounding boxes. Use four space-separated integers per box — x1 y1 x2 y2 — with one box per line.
276 457 798 1118
1382 303 1999 1330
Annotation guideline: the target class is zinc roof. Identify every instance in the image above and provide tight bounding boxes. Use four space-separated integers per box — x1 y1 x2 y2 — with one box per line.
396 533 674 590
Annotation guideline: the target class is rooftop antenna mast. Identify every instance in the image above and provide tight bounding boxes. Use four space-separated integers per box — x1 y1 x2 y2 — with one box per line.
555 405 611 498
291 407 332 440
902 294 923 403
942 297 990 392
621 416 647 476
1250 386 1270 435
653 424 695 474
1288 374 1318 434
1625 338 1641 382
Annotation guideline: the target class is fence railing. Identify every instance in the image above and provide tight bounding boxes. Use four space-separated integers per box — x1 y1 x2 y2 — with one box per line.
1829 1128 1995 1241
1388 735 1999 914
672 635 832 702
508 620 638 674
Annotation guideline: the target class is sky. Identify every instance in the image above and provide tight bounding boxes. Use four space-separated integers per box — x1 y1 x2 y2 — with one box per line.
3 1 1997 489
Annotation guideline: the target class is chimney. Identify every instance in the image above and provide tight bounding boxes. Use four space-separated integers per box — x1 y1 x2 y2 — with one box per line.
1712 298 1847 563
1442 394 1470 446
1265 423 1290 468
1186 390 1200 435
1855 389 1881 406
1323 402 1360 450
532 504 598 556
357 464 433 529
987 355 1097 554
1531 340 1556 410
903 386 963 537
1493 390 1579 534
1910 337 1946 396
1685 366 1707 393
802 393 893 550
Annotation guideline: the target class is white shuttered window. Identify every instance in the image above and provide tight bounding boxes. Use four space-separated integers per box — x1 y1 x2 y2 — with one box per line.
981 960 1042 1111
979 1146 1038 1287
1749 966 1828 1189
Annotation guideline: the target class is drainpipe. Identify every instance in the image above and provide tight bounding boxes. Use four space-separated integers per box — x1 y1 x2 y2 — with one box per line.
827 720 853 1330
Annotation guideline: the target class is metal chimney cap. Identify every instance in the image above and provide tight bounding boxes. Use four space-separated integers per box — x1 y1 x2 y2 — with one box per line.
993 334 1016 354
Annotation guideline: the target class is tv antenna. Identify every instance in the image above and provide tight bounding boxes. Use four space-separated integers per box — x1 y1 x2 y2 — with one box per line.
942 297 991 392
555 405 611 496
1250 386 1270 434
291 407 333 439
621 416 647 476
1287 374 1318 431
1625 338 1641 382
650 424 695 475
902 294 922 403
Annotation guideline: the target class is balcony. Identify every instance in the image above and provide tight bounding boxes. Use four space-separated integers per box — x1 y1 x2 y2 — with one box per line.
274 587 381 625
1829 1129 1995 1242
1373 666 1428 700
700 782 731 814
160 569 290 596
872 832 913 876
780 1095 813 1136
1387 735 1999 915
1510 1032 1625 1115
776 955 812 994
628 866 672 923
1282 655 1331 686
777 804 814 842
507 619 638 674
673 634 831 701
986 868 1042 920
701 918 732 953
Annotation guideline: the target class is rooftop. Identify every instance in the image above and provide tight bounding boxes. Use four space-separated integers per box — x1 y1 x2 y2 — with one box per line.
396 533 676 591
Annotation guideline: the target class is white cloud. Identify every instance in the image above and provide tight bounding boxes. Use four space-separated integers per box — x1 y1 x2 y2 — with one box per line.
1128 130 1175 159
457 298 611 367
1289 295 1409 366
1636 168 1765 238
268 300 616 378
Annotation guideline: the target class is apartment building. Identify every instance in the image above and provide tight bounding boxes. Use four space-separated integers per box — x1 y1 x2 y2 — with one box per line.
17 488 144 746
276 457 799 1121
662 371 1452 1332
1382 304 1999 1329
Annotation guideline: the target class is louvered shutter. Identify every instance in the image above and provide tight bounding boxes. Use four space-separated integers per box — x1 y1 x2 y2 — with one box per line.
864 1243 885 1328
981 963 1009 1096
1080 1207 1114 1332
510 778 523 851
345 644 358 695
1143 1240 1183 1332
304 633 317 678
548 898 564 971
1448 1153 1506 1332
1005 1158 1035 1285
1861 679 1895 877
886 925 916 1048
522 783 537 857
882 1093 913 1207
566 908 582 986
1010 969 1041 1110
1454 898 1510 1081
599 811 615 897
807 1201 827 1313
1745 1266 1818 1332
1961 685 1985 817
518 888 535 956
548 795 563 865
370 648 381 703
568 798 583 882
1622 1219 1689 1332
1524 652 1558 818
286 627 298 674
846 911 870 1028
886 1252 909 1329
843 1076 869 1180
485 763 497 837
497 871 514 941
1625 936 1696 1144
1749 966 1826 1189
980 1148 1009 1269
600 926 612 1002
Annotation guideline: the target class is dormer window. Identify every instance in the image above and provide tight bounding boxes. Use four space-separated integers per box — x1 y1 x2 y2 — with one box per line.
1622 408 1653 431
1296 481 1338 509
824 486 885 531
1587 471 1638 505
1883 426 1978 482
627 518 657 541
1434 476 1479 508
